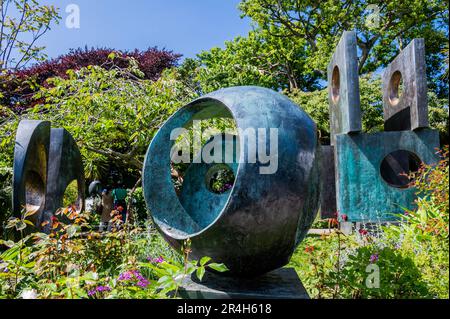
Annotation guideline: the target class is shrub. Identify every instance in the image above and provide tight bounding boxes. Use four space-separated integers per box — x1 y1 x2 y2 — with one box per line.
0 167 12 240
0 208 227 299
1 47 181 114
290 147 449 299
382 146 449 298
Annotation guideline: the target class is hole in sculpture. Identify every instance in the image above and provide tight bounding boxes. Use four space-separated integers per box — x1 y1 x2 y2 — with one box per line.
331 66 340 104
380 150 421 188
25 170 45 218
205 164 235 194
63 180 80 210
388 71 404 106
170 116 237 198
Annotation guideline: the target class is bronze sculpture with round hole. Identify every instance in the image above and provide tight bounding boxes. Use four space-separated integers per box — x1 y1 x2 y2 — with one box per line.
12 121 85 233
142 86 321 276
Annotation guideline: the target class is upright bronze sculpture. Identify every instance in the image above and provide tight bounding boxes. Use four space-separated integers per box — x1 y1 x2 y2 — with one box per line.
12 120 85 232
323 34 440 222
12 120 51 228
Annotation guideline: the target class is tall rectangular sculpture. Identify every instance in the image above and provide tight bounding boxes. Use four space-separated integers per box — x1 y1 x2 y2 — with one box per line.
382 39 428 131
321 31 362 219
326 33 440 223
327 30 362 146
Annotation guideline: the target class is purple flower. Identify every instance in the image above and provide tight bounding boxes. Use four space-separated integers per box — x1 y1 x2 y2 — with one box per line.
118 271 133 281
88 285 111 297
370 254 379 264
147 256 164 264
117 270 150 289
137 279 149 288
96 286 111 293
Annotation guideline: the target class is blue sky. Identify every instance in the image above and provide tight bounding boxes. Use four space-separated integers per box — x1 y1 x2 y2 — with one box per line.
36 0 253 62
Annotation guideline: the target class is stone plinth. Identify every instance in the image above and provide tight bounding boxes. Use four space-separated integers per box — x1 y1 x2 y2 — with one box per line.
178 267 309 299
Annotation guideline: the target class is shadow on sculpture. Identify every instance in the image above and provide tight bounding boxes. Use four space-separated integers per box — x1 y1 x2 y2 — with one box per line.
12 120 85 233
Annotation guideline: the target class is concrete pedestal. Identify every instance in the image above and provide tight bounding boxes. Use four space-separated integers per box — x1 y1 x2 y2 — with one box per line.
178 267 309 299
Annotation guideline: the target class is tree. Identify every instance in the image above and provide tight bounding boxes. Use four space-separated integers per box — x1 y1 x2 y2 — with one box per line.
1 47 181 114
194 29 321 93
239 0 448 80
192 0 448 97
187 0 448 141
0 0 60 70
0 57 198 182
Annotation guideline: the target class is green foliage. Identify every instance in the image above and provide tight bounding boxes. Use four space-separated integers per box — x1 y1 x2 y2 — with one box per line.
290 148 449 299
336 246 430 298
0 58 198 181
208 165 235 194
382 148 449 298
62 180 78 207
0 167 12 238
127 187 148 222
239 0 448 84
0 208 228 299
194 29 320 93
289 232 358 299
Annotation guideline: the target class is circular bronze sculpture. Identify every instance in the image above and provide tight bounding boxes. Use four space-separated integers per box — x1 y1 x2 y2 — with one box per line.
143 86 321 276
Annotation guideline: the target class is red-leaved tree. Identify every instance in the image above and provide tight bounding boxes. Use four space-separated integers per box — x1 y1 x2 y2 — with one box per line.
1 47 181 114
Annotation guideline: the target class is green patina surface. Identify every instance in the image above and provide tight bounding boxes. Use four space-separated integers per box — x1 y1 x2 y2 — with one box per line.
336 129 440 222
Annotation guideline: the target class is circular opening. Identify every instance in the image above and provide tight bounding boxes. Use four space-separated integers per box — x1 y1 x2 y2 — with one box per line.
170 117 237 197
146 99 240 238
380 150 421 188
388 70 404 106
25 170 45 218
63 179 81 210
331 66 340 104
205 164 235 194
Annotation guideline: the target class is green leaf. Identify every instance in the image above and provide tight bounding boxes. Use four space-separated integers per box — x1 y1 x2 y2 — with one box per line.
196 266 206 281
199 256 211 266
208 263 229 273
23 220 35 227
66 225 80 238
